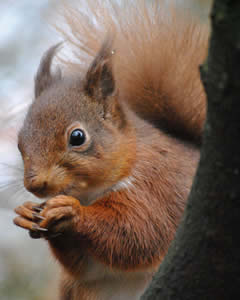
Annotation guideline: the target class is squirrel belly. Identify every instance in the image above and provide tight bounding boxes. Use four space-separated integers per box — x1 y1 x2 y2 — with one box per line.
13 1 207 299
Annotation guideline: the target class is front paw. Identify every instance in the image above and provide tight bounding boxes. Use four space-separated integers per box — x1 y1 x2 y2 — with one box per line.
14 195 82 239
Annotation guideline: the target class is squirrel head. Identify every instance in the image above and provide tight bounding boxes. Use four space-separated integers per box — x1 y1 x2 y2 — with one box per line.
18 40 136 205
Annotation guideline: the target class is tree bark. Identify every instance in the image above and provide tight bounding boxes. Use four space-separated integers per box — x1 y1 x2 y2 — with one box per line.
142 1 240 299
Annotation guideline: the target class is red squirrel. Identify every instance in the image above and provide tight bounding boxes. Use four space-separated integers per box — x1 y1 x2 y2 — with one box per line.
13 1 208 299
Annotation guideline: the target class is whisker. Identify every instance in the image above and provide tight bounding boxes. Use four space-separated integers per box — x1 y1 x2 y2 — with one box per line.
25 173 36 180
6 185 29 202
13 187 27 199
0 179 23 188
0 162 23 172
1 179 23 186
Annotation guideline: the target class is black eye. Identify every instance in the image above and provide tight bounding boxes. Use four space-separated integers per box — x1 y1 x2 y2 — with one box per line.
69 129 86 147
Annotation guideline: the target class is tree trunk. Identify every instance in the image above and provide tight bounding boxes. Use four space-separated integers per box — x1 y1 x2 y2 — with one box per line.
142 1 240 299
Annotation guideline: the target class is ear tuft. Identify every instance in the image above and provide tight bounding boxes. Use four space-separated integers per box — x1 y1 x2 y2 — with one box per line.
34 43 63 98
84 38 115 100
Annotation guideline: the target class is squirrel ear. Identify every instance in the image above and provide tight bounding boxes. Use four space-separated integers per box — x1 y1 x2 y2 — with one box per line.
34 43 62 98
84 39 115 100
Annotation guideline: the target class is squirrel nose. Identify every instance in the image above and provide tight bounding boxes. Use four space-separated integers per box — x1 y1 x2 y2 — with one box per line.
24 178 49 198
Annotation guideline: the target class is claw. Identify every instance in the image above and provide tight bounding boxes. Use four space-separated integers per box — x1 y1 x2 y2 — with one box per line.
40 202 47 208
32 224 48 232
33 206 43 212
37 226 48 232
33 213 46 221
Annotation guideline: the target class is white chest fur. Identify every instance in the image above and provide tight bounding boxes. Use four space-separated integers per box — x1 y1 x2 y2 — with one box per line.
69 257 155 300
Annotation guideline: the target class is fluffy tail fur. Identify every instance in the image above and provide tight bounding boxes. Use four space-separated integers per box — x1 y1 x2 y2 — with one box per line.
57 0 209 144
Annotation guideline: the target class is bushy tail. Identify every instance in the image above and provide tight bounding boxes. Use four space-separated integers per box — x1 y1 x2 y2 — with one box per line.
57 0 209 144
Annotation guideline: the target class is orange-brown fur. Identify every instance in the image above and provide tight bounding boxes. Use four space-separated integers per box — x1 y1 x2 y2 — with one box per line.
14 1 208 299
59 0 208 143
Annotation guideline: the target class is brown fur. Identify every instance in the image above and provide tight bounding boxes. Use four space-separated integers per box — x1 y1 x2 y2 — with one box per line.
58 0 208 143
14 1 207 299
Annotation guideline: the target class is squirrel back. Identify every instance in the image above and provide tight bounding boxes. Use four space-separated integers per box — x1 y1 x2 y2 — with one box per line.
57 0 208 144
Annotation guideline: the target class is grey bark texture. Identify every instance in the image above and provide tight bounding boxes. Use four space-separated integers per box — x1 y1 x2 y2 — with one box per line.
142 1 240 299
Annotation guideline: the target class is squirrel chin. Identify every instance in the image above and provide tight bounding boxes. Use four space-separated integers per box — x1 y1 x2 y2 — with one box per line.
61 176 134 207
